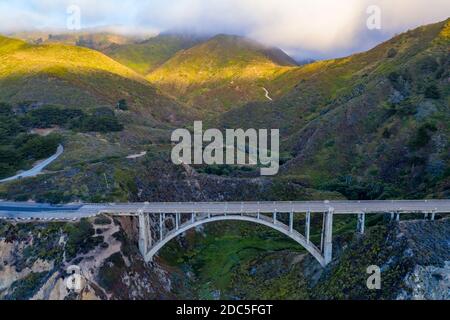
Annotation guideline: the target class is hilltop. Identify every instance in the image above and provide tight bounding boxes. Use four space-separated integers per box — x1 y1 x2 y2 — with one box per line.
147 34 298 115
10 31 139 50
104 34 204 75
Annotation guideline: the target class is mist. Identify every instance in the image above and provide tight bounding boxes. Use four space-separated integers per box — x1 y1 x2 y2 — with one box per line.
1 0 449 59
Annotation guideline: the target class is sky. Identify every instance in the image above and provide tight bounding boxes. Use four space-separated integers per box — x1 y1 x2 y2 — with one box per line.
0 0 449 60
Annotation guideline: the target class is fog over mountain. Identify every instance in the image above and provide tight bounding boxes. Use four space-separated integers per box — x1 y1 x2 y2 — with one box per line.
1 1 449 59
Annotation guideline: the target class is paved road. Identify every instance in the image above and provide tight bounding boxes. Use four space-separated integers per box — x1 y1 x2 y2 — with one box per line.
262 87 273 101
0 145 64 183
0 200 449 220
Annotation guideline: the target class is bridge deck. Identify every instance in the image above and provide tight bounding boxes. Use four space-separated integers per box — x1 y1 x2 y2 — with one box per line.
0 200 449 219
97 200 450 215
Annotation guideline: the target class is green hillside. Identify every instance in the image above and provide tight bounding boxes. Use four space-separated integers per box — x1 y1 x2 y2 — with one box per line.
147 34 298 115
218 19 450 199
0 35 189 124
104 34 203 75
0 34 195 185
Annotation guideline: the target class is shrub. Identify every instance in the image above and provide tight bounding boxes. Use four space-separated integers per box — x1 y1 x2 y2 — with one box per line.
36 191 70 204
98 253 125 291
419 56 439 73
424 85 440 99
94 215 111 225
70 109 123 133
25 106 84 128
116 99 128 111
5 272 49 300
64 219 102 260
0 116 24 143
387 48 398 58
0 102 14 116
19 133 61 160
409 123 437 150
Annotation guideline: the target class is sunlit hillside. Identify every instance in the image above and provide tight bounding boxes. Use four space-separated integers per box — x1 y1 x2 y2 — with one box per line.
147 34 299 115
0 35 188 124
104 34 204 75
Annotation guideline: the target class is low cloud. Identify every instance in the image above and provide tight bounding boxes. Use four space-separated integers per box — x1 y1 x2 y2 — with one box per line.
1 0 449 59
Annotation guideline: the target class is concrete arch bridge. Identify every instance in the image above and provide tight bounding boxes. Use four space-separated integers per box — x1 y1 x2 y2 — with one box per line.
99 200 450 267
1 200 449 267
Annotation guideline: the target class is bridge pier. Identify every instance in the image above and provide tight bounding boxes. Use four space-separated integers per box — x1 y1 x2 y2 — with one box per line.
289 211 294 233
159 213 164 241
138 212 151 258
323 208 334 265
305 211 311 244
357 213 365 234
176 212 180 230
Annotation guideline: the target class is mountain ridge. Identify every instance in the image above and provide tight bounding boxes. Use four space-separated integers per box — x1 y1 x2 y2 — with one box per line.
146 34 299 114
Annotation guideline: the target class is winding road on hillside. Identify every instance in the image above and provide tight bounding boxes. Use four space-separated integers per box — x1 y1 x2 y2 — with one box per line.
262 87 273 101
0 145 64 183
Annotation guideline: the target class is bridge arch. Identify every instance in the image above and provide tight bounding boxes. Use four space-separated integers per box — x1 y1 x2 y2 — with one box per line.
143 215 326 267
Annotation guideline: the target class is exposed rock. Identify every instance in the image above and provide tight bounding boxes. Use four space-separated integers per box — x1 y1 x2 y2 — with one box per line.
399 262 450 300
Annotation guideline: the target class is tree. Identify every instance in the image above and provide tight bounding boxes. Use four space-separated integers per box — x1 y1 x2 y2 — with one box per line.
117 99 128 111
386 48 397 58
424 85 440 99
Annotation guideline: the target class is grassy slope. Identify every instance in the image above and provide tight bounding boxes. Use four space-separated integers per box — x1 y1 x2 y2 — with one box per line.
104 34 203 75
218 19 450 198
147 34 298 115
0 35 190 125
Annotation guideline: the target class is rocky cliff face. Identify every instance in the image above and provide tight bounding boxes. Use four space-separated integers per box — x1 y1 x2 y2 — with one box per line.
0 217 183 300
0 217 448 300
0 217 450 300
396 219 450 300
313 218 449 300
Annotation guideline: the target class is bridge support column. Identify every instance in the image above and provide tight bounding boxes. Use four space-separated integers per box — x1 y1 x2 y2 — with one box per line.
159 213 164 241
289 211 294 233
138 212 151 258
176 212 180 230
305 211 311 244
357 213 365 234
431 211 436 221
396 213 400 222
323 209 334 265
320 213 325 252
